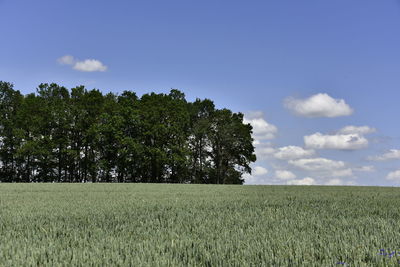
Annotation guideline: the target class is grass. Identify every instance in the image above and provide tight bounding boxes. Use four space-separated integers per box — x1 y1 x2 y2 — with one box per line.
1 184 400 266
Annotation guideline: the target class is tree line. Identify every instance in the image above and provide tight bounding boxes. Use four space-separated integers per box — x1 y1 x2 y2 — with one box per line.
0 81 256 184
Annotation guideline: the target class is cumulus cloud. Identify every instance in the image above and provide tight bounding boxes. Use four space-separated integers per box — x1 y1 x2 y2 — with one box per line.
354 165 375 172
288 157 354 180
273 146 315 160
253 166 268 176
243 166 269 184
287 177 316 185
304 132 368 150
288 157 346 171
386 170 400 182
304 125 375 150
57 55 75 65
73 59 107 72
253 142 276 161
244 173 269 185
325 179 343 185
256 146 276 159
284 93 353 118
275 170 296 180
368 149 400 161
244 111 277 140
57 55 108 72
338 126 376 135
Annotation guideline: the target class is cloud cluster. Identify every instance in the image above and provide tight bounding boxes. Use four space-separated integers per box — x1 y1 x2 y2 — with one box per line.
254 143 276 161
273 146 315 160
285 177 355 186
58 55 75 65
244 112 277 141
275 170 296 180
243 91 386 186
284 93 353 118
304 132 368 150
253 166 268 176
58 55 107 72
286 177 316 185
288 157 353 178
243 165 269 185
288 157 346 171
369 149 400 161
387 170 400 182
304 126 374 150
243 172 268 185
324 179 343 185
74 59 107 72
338 126 376 135
354 165 375 172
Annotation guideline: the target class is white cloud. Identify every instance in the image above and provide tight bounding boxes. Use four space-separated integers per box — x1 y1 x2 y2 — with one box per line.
325 179 343 185
244 111 277 140
288 157 354 180
253 166 268 176
369 149 400 161
284 93 353 118
287 177 316 185
274 146 315 160
275 170 296 180
57 55 75 65
73 59 107 72
289 157 346 171
338 126 376 135
58 55 108 72
243 166 269 184
354 165 375 172
304 132 368 150
243 173 268 185
386 170 400 182
304 125 375 150
254 142 276 161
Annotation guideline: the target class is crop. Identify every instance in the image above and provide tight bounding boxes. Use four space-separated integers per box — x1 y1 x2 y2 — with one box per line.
1 184 400 266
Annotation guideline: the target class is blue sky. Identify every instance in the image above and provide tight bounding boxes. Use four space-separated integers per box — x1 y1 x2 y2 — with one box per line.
1 0 400 186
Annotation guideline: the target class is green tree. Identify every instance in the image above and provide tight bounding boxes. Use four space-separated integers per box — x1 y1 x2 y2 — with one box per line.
188 98 215 183
95 92 121 182
115 91 143 182
14 93 46 182
37 83 71 182
81 89 105 182
138 90 190 183
207 109 256 184
0 81 256 184
0 82 23 182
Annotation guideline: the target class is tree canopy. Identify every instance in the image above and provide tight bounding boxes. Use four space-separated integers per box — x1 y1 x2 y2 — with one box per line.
0 81 256 184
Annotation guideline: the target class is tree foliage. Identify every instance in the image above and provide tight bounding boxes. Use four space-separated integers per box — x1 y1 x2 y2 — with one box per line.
0 81 256 184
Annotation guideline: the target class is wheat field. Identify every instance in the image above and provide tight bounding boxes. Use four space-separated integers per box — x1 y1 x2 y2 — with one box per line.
1 184 400 266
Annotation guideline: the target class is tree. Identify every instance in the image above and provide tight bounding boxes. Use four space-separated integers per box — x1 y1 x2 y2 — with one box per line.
0 82 23 181
37 83 71 182
188 98 215 183
137 90 190 183
0 81 256 184
115 91 143 182
15 93 46 182
81 89 105 182
207 109 256 184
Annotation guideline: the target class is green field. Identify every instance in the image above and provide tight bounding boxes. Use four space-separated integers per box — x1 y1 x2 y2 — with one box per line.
1 184 400 266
